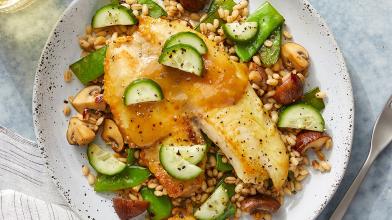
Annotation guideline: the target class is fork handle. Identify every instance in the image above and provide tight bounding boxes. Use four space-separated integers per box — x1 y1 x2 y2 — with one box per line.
330 154 375 220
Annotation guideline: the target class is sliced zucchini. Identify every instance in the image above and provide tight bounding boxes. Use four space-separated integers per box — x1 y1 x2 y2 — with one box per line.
222 22 258 43
159 44 204 76
92 4 137 28
87 143 126 175
278 103 325 132
160 144 207 164
164 32 207 54
70 46 107 85
194 184 230 220
123 78 164 105
159 145 203 180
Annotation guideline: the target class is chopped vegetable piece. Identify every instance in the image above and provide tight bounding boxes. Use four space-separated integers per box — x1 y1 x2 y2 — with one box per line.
196 0 236 30
137 0 167 18
92 4 137 28
259 25 282 66
216 202 236 220
123 78 164 105
164 32 208 54
70 46 107 85
194 184 230 219
301 87 325 110
140 187 172 220
159 44 204 76
278 103 325 132
216 153 233 172
87 143 126 175
160 144 207 164
223 22 259 43
159 145 203 180
235 2 285 62
94 166 151 192
127 148 136 165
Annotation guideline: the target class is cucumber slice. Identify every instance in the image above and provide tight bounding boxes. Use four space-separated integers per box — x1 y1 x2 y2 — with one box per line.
70 46 107 85
87 144 126 175
159 44 204 76
194 184 230 220
223 22 258 43
159 145 203 180
160 144 207 164
92 4 137 28
278 103 325 132
123 78 164 105
164 32 207 54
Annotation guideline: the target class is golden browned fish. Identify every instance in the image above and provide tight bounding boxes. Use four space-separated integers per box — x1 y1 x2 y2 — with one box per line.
104 16 249 147
196 85 289 189
104 16 288 190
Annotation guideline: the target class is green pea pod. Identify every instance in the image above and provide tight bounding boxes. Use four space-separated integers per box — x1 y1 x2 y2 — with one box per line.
302 87 325 111
196 0 236 31
70 46 107 84
127 148 136 165
259 25 282 66
140 187 172 220
216 153 233 172
137 0 167 18
216 202 236 220
94 166 150 192
235 2 284 62
215 177 235 198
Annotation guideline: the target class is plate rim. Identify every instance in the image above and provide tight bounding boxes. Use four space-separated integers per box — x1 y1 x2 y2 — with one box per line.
32 0 355 219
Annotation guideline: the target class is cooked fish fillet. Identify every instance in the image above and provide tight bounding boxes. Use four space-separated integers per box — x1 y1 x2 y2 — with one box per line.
104 16 289 189
139 121 206 198
196 85 289 189
104 16 248 147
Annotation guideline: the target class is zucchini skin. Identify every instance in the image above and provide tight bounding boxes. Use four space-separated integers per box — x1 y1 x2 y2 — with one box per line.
91 4 137 28
159 44 204 76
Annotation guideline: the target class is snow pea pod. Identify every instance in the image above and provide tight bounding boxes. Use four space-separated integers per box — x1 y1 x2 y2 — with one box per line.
94 166 150 192
235 2 284 62
140 187 172 220
259 25 282 66
216 153 233 172
302 87 325 111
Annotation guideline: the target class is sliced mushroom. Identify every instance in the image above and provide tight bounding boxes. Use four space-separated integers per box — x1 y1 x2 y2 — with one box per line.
240 195 281 214
71 85 106 113
273 73 304 105
248 62 268 89
179 0 208 12
66 117 96 145
294 131 332 154
281 42 309 72
113 197 149 220
101 119 125 152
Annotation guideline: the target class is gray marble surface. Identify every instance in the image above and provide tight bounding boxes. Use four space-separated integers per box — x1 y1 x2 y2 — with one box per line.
0 0 391 219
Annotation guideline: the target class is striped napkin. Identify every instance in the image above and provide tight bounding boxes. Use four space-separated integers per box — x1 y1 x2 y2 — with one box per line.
0 126 78 220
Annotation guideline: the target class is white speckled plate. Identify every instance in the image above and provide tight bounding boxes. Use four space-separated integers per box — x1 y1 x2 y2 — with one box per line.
32 0 354 219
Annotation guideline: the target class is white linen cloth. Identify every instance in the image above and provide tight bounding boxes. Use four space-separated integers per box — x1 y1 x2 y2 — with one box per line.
0 126 78 219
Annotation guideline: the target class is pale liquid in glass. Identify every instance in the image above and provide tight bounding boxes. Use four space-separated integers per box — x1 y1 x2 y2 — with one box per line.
0 0 34 13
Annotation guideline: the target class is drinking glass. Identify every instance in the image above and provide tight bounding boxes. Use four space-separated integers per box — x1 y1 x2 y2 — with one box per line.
0 0 35 13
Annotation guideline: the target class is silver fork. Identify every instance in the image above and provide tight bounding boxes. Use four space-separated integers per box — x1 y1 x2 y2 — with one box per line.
331 95 392 220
